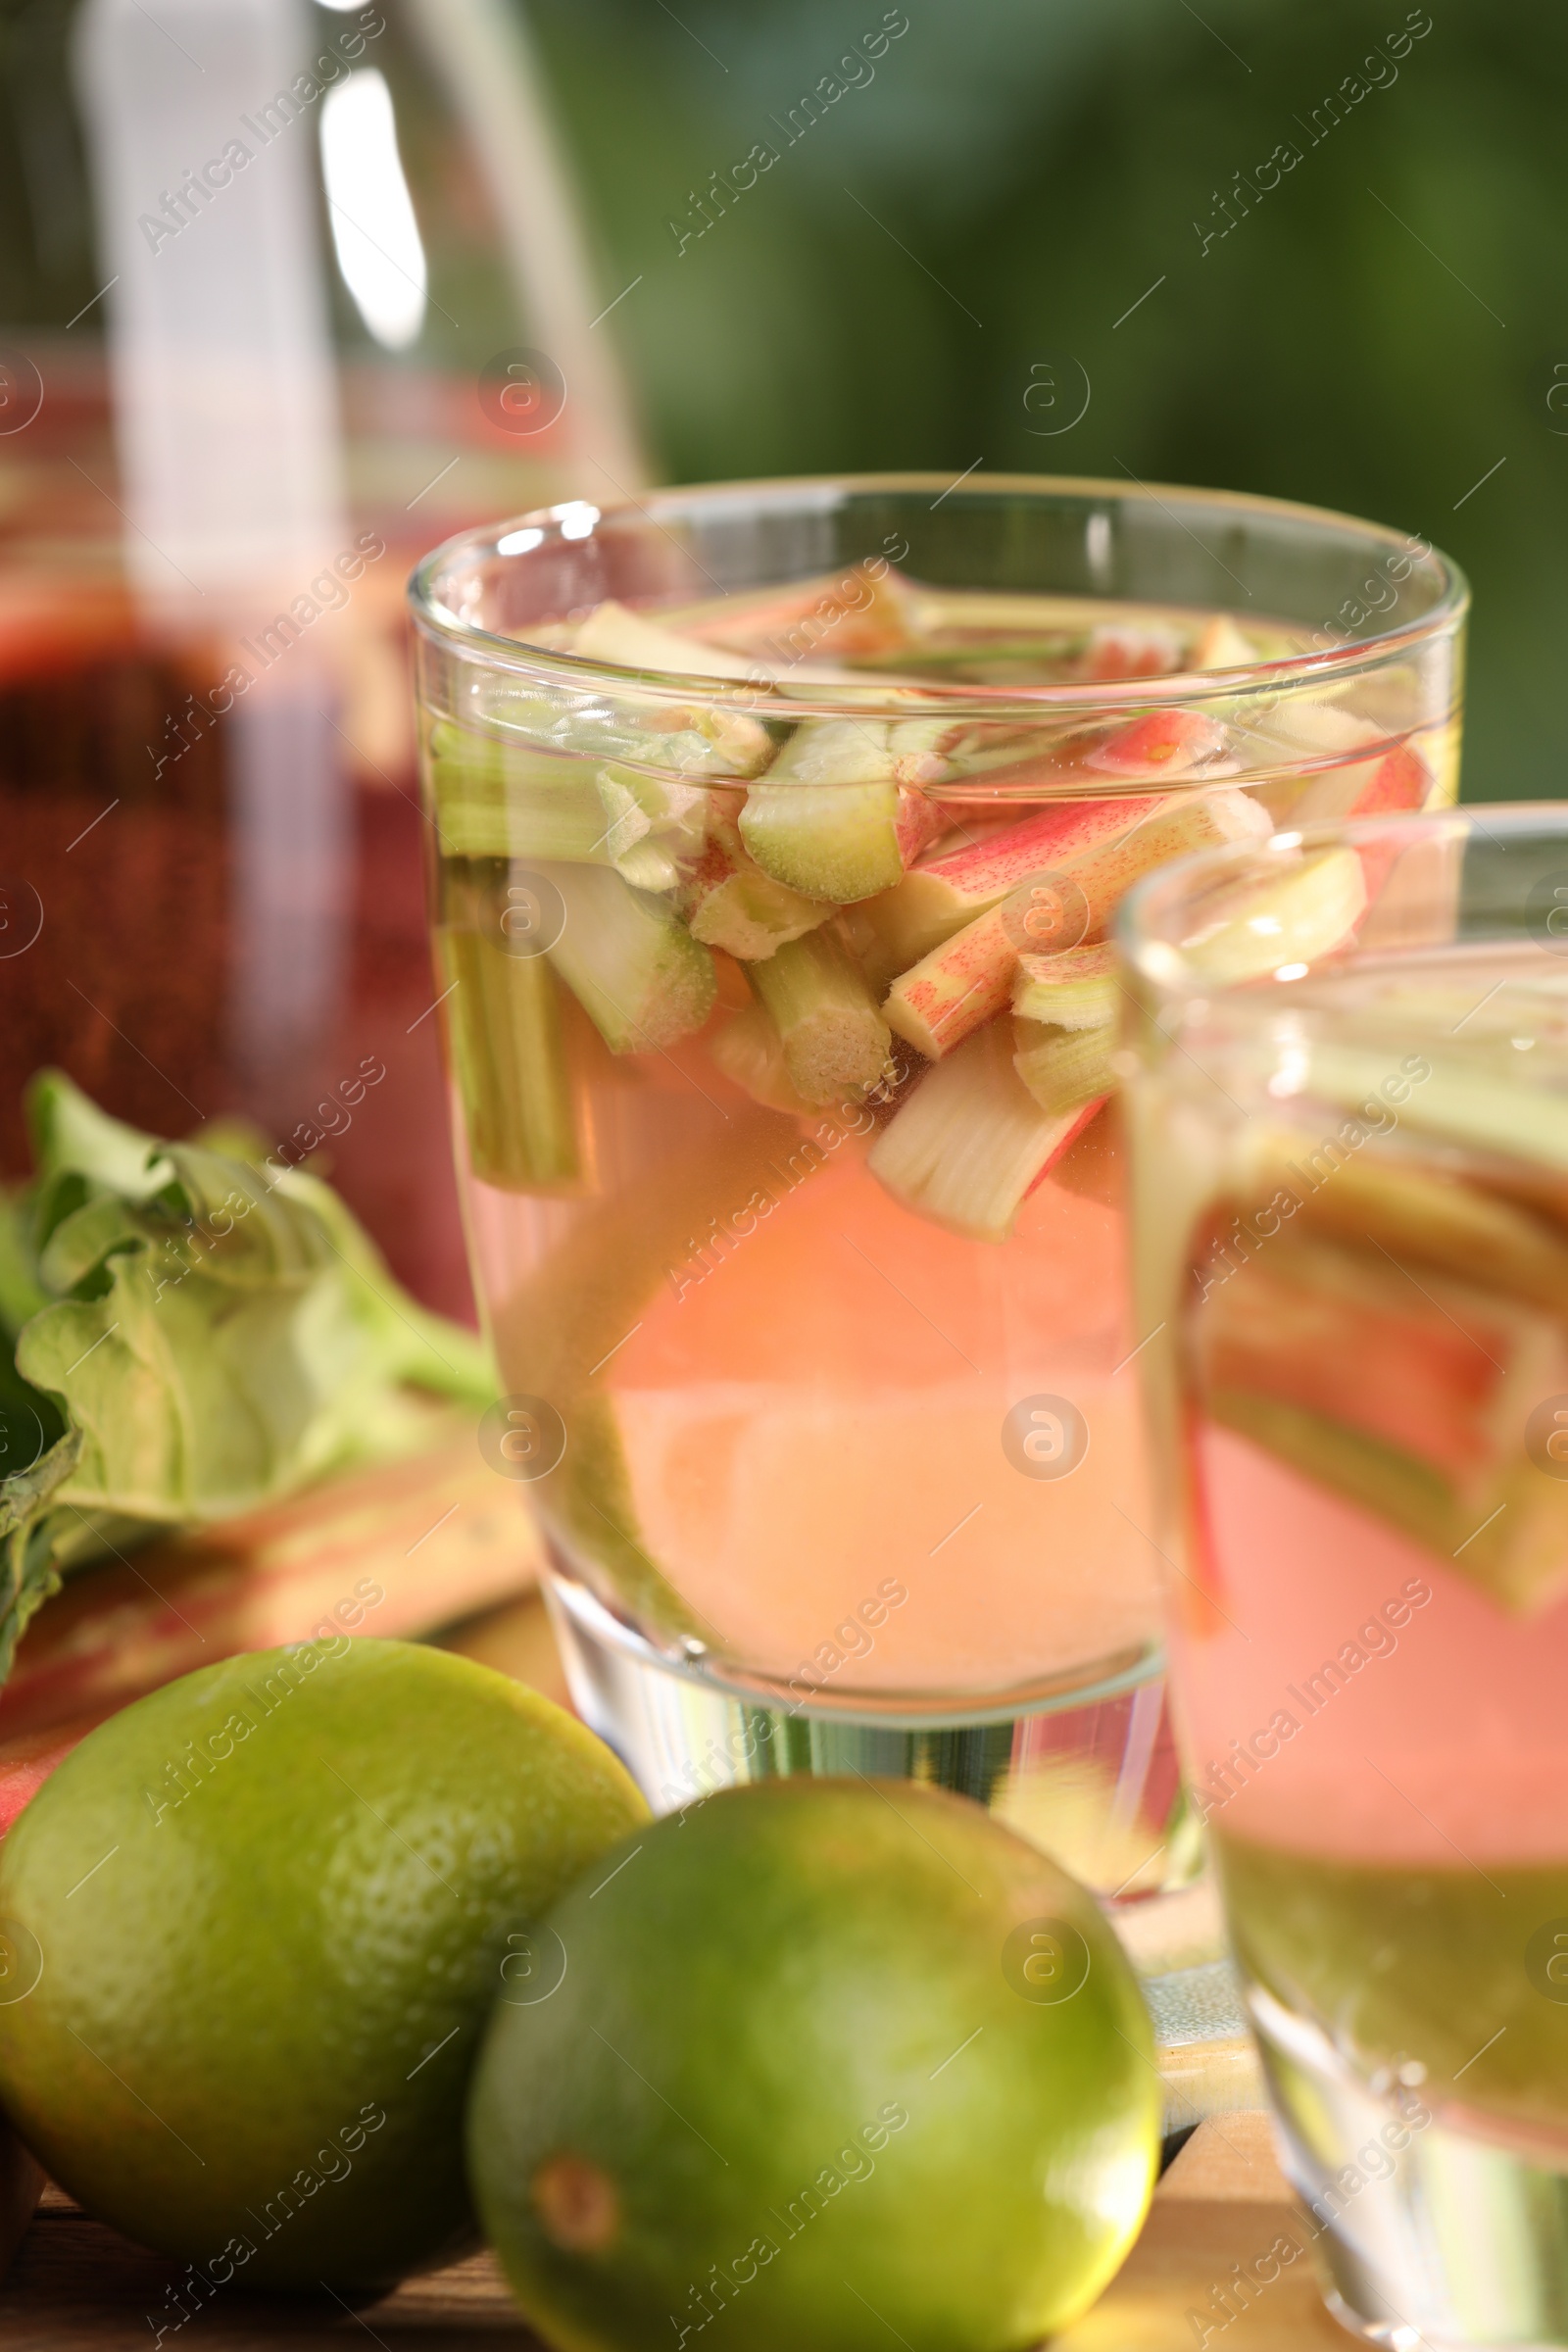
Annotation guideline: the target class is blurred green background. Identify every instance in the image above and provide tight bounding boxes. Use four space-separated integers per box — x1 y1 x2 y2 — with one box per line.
527 0 1561 805
0 0 1555 802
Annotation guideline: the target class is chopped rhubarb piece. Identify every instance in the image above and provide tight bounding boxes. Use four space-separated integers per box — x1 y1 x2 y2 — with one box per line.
437 899 580 1191
1015 1024 1115 1104
1292 740 1432 825
885 790 1270 1058
657 564 915 662
739 729 948 903
428 727 619 864
1080 623 1185 680
1182 845 1367 983
866 795 1169 971
710 1003 813 1116
1012 1014 1116 1117
765 716 953 788
883 898 1029 1059
0 1716 105 1837
428 719 754 867
1085 709 1237 779
1187 614 1257 671
747 924 892 1105
1198 1226 1568 1614
867 1020 1103 1242
597 764 707 874
1010 942 1119 1028
675 809 831 959
541 862 716 1053
1259 1147 1568 1317
573 597 760 682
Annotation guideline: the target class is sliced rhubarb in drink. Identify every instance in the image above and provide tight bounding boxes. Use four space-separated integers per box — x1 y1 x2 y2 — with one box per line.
1080 622 1186 680
739 729 948 902
765 715 955 788
1011 943 1119 1028
540 862 717 1054
428 726 618 864
747 924 892 1105
868 789 1268 973
572 597 764 693
437 925 580 1190
675 808 831 958
1013 1016 1117 1118
1249 1146 1568 1314
428 722 750 871
654 564 914 663
1084 709 1236 779
867 1018 1104 1242
594 764 708 892
1180 845 1367 983
885 790 1268 1058
710 1003 814 1116
1187 614 1257 670
1196 1225 1568 1613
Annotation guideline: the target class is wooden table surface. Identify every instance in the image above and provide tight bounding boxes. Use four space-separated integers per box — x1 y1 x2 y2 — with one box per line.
1 2113 1350 2351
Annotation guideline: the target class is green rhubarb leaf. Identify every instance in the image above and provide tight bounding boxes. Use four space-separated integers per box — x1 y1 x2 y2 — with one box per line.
0 1073 496 1686
0 1428 83 1685
0 1190 48 1339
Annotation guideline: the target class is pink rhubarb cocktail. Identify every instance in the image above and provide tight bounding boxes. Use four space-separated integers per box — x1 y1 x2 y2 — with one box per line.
1122 808 1568 2345
411 478 1464 1890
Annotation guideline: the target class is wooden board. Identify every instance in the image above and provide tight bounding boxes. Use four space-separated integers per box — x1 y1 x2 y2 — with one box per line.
1 2115 1352 2349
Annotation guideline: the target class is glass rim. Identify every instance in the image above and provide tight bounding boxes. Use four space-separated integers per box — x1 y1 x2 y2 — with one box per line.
406 469 1470 723
1116 802 1560 998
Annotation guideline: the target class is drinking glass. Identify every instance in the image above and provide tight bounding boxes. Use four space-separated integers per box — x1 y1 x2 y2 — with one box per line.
409 474 1465 1933
1122 807 1568 2344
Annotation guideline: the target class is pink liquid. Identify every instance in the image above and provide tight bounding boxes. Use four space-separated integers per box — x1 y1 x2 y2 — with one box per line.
469 1053 1161 1700
1173 1425 1568 1865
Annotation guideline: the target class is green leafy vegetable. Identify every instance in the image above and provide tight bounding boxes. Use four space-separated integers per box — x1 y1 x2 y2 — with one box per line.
0 1073 493 1685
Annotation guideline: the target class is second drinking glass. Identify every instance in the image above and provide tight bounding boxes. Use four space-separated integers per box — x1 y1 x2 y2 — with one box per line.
409 473 1465 1918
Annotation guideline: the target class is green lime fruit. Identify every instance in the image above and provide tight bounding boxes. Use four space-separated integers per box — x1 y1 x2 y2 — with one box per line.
468 1778 1160 2352
0 1637 646 2291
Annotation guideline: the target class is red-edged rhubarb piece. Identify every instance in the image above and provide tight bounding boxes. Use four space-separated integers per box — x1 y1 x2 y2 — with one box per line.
1079 622 1185 680
0 1428 541 1741
1197 1224 1568 1614
884 790 1269 1058
0 1713 107 1836
865 794 1169 972
674 808 831 958
1292 739 1432 824
657 564 914 662
747 924 892 1105
867 1019 1103 1242
1084 709 1237 779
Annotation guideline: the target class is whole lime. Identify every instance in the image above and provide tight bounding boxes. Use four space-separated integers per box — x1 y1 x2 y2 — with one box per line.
468 1779 1160 2352
0 1637 646 2290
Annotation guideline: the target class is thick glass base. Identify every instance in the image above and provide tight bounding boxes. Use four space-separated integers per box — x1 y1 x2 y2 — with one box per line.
544 1564 1260 2122
546 1563 1192 1886
1250 1981 1568 2350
